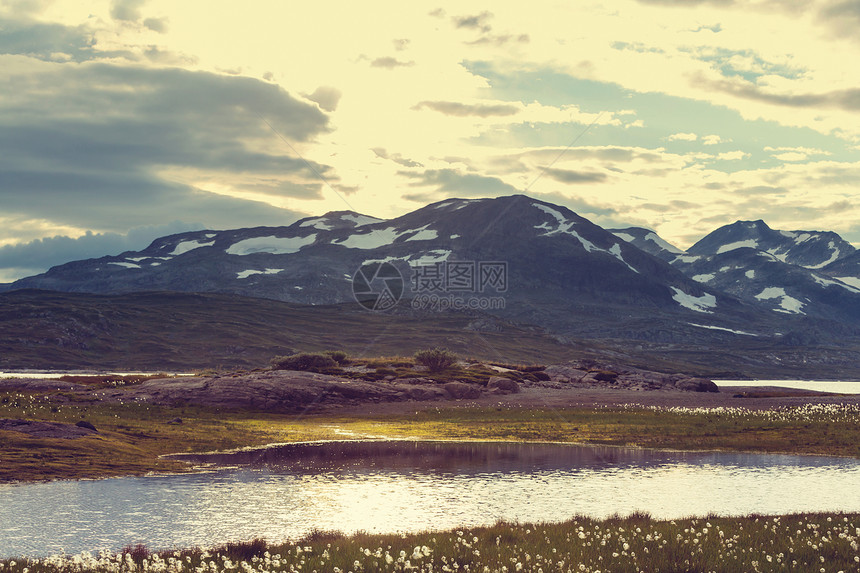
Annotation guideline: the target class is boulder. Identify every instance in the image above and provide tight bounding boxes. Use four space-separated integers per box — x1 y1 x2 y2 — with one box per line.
487 376 520 394
443 382 482 400
675 377 720 393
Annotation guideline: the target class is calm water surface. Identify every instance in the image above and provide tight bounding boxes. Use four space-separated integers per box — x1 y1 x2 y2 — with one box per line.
1 440 858 557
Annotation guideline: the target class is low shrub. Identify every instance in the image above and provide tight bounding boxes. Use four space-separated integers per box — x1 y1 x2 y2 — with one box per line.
323 350 351 365
414 347 457 372
220 538 268 561
270 353 338 372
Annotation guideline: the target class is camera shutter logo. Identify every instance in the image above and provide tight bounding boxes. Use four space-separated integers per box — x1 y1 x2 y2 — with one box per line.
352 262 404 311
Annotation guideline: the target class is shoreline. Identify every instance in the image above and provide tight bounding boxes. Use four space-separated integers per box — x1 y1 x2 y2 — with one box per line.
2 382 860 485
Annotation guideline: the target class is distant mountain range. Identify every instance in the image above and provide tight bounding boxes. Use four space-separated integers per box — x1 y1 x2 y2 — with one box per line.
4 195 860 377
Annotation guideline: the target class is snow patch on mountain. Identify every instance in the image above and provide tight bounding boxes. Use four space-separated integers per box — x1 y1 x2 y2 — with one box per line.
836 276 860 289
612 232 635 243
812 274 860 293
688 323 758 336
226 235 317 255
108 261 141 269
646 232 684 254
755 287 806 314
343 214 383 226
236 268 283 279
362 249 452 267
693 273 715 283
300 217 334 231
404 225 439 242
717 239 758 254
805 242 841 269
411 250 452 265
670 287 717 313
673 254 701 264
609 244 639 273
170 239 215 256
745 270 755 279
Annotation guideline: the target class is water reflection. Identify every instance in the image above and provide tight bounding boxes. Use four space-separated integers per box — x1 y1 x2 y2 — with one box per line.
1 440 858 558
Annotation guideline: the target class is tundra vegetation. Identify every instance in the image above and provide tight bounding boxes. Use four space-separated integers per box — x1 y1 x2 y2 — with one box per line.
1 512 858 572
2 350 860 569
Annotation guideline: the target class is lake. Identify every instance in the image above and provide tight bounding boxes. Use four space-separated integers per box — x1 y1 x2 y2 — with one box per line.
715 380 860 393
1 440 859 558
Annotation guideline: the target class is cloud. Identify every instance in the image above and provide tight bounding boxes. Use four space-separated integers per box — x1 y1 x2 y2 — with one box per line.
143 17 169 33
543 168 609 184
0 62 332 233
0 221 206 281
1 0 52 16
668 132 698 141
452 11 493 32
371 148 423 168
695 73 860 112
370 56 414 68
636 0 735 6
304 85 342 112
0 19 99 62
110 0 147 22
733 185 790 195
818 0 860 41
413 100 519 117
399 168 519 196
466 33 530 46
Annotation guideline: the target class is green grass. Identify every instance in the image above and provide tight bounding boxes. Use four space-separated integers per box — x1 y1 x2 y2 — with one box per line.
2 392 859 483
3 512 858 572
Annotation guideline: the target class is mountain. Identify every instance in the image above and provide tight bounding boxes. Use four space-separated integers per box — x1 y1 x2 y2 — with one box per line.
6 195 860 378
610 220 860 325
609 227 685 262
7 195 754 340
687 219 855 269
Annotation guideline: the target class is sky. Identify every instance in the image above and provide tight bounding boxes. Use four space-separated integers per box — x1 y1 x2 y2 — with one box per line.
1 0 860 282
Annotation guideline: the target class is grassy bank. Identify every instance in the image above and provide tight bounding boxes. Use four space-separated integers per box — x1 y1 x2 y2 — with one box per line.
2 512 858 572
2 388 859 483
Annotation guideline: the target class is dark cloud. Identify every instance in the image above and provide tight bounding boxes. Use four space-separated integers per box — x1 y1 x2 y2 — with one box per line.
734 185 790 195
143 17 169 33
413 100 519 117
110 0 147 22
372 148 423 168
543 168 609 184
466 33 530 46
636 0 735 6
694 73 860 112
611 41 665 54
0 62 332 233
370 57 414 68
304 85 342 112
0 221 204 279
399 168 519 196
529 192 621 219
818 1 860 40
0 19 98 62
393 38 410 51
453 11 493 32
2 0 52 16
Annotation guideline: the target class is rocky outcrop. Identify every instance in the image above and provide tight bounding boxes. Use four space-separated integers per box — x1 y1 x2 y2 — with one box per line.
543 361 719 392
0 418 98 439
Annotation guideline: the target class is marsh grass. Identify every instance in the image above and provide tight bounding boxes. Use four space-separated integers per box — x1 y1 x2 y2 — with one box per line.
2 393 859 483
2 512 858 572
